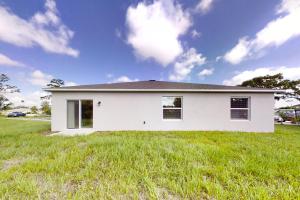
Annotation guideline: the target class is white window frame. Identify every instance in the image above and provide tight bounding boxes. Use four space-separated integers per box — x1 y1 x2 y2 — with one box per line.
230 97 251 121
162 96 183 121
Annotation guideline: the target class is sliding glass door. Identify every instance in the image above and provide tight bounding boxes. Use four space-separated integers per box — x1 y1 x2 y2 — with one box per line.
81 100 93 128
67 100 93 129
67 100 79 129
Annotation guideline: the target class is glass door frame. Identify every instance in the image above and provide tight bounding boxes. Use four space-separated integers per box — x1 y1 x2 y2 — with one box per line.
66 99 93 129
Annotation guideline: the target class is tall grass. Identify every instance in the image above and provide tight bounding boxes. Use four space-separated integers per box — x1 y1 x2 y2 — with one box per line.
0 117 299 199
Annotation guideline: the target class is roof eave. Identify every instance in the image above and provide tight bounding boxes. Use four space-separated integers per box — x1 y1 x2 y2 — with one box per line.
43 88 284 93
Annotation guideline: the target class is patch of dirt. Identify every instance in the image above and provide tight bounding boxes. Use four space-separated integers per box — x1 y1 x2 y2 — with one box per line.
77 142 88 148
156 187 181 200
138 190 147 200
200 192 216 200
41 131 59 136
62 180 83 196
1 158 27 171
34 175 57 199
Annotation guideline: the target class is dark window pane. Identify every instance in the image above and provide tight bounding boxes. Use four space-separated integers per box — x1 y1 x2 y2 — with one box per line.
81 100 93 128
231 98 248 108
163 109 181 119
162 97 182 108
231 109 248 120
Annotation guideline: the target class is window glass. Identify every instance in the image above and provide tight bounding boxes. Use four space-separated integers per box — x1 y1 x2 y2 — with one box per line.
81 100 93 128
162 97 182 108
231 109 248 120
162 96 182 119
163 109 181 119
230 97 250 120
231 98 248 108
67 100 79 129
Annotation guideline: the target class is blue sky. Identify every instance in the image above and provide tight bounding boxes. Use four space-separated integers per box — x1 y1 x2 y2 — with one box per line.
1 0 300 106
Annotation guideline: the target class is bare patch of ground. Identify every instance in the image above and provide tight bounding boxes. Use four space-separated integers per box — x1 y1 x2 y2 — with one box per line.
77 142 88 148
1 158 27 171
41 131 59 136
156 187 181 200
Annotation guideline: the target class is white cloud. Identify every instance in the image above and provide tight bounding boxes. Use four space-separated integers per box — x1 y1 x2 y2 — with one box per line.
215 56 222 62
5 90 48 107
223 38 251 65
191 29 201 38
27 70 77 87
126 0 191 66
195 0 215 14
0 0 79 57
28 70 53 87
169 48 206 81
113 76 139 83
223 66 300 86
0 53 25 67
198 68 214 77
275 98 300 108
276 0 300 14
65 81 77 86
224 0 300 64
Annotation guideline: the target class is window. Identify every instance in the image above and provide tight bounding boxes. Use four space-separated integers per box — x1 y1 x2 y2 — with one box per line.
67 100 93 129
81 100 93 128
67 100 79 129
230 97 250 120
162 96 182 120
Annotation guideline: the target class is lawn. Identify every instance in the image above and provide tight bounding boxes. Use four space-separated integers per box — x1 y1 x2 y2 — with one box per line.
0 117 299 199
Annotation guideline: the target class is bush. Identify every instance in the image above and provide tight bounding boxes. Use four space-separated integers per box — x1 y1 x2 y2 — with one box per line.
279 112 289 121
30 106 38 114
40 101 51 115
292 116 300 124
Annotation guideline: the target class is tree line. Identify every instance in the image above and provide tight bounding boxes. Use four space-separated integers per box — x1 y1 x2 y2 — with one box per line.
0 73 64 115
1 72 299 114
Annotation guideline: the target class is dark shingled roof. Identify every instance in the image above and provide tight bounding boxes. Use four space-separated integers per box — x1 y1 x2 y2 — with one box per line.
44 80 280 93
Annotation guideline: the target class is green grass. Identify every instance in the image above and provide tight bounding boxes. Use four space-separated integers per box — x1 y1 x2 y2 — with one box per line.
0 117 299 199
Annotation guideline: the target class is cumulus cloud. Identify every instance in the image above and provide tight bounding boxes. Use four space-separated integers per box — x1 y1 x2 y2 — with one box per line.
223 66 300 86
224 0 300 64
195 0 215 14
28 70 53 87
65 81 77 86
191 29 201 38
113 76 139 83
0 0 79 57
198 68 214 78
126 0 191 66
223 38 251 65
27 70 76 87
5 90 48 107
169 48 206 81
0 53 25 67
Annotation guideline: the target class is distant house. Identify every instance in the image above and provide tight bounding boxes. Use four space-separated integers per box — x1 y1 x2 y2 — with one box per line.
44 80 280 133
276 104 300 119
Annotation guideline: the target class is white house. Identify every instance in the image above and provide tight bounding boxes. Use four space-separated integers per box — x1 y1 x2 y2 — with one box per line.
45 80 279 134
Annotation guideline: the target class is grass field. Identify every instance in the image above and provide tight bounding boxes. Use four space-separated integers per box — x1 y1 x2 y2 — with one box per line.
0 117 299 199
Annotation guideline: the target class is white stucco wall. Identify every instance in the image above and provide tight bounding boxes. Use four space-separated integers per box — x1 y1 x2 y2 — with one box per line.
51 92 275 132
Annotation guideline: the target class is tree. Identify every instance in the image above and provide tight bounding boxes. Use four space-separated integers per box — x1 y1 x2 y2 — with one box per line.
40 101 51 115
31 106 38 114
47 79 64 88
239 73 300 100
0 74 19 110
41 78 64 100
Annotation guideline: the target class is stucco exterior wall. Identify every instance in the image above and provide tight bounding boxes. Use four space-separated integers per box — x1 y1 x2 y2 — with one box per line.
51 92 275 132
